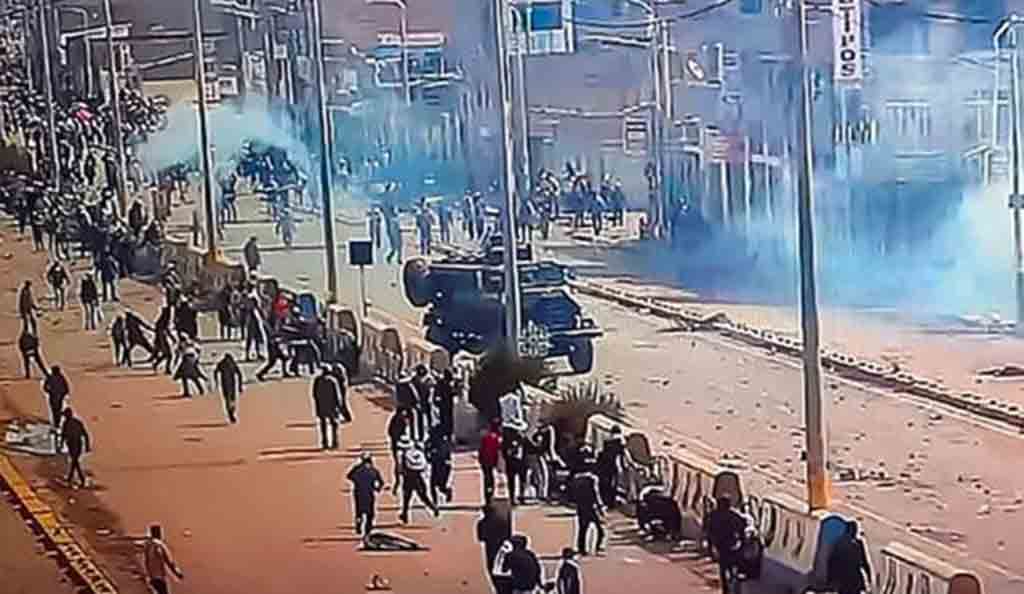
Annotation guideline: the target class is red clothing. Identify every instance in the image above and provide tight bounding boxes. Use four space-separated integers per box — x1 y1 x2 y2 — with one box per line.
272 295 290 321
479 430 502 467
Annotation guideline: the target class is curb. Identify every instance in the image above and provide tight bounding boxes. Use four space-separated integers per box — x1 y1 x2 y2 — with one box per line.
571 278 1024 430
0 453 119 594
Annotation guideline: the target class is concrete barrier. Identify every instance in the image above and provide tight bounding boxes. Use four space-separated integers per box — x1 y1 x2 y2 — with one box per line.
585 414 665 504
360 314 404 383
745 492 848 593
403 334 451 374
667 448 743 543
876 542 983 594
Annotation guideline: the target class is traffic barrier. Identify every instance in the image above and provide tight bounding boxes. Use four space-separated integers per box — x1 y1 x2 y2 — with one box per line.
403 334 451 374
745 492 848 593
585 413 663 504
876 542 983 594
361 315 404 383
328 306 361 346
667 448 743 544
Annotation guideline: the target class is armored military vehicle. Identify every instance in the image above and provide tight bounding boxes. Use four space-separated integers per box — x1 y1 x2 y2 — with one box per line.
402 241 601 374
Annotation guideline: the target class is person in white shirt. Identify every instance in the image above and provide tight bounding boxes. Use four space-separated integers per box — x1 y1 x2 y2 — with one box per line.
140 524 183 594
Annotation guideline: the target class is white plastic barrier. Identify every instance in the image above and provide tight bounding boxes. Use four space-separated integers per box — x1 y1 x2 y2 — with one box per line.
667 448 743 544
403 334 451 375
745 492 847 593
360 315 403 384
876 542 983 594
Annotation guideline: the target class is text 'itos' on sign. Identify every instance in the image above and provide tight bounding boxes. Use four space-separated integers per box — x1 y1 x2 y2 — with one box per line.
832 0 863 83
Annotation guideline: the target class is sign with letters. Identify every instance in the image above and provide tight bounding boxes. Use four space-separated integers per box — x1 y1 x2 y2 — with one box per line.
832 0 863 83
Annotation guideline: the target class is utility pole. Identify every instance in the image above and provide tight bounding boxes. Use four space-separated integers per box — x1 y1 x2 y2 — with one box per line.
38 0 59 187
1009 27 1024 337
102 0 127 214
309 0 339 304
192 0 218 259
495 0 521 353
513 7 531 197
794 0 829 511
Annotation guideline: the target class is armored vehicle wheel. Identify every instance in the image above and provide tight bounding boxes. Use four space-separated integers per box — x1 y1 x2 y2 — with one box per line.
403 258 433 307
568 339 594 374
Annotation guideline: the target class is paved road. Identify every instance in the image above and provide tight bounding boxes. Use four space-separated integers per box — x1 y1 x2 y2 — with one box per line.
0 220 742 594
183 195 1024 593
0 483 77 594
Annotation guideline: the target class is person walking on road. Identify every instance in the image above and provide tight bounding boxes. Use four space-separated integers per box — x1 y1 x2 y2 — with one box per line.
47 261 69 311
80 272 101 330
97 251 120 302
479 419 502 505
572 449 605 556
312 366 342 450
328 363 352 423
411 364 434 440
433 368 456 440
385 212 403 264
109 314 127 365
707 496 748 594
397 436 439 523
503 420 529 507
367 207 383 251
243 236 261 274
18 328 46 379
416 203 433 255
18 279 38 335
347 452 384 541
214 352 243 424
43 365 70 430
427 428 454 503
596 425 627 510
827 520 873 594
173 298 198 342
58 408 91 489
556 547 582 594
478 504 513 594
141 524 184 594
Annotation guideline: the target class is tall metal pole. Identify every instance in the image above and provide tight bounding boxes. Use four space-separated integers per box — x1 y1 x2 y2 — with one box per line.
38 0 59 187
399 1 410 105
310 0 339 304
102 0 127 214
1009 28 1024 336
794 0 829 511
191 0 218 259
515 9 531 196
495 0 521 353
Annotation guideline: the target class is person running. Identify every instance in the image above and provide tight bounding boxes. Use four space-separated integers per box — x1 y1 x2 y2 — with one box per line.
18 279 38 334
311 366 342 450
123 309 156 366
151 305 176 374
79 272 101 330
141 524 184 594
18 328 46 379
46 260 69 311
214 352 243 424
58 408 90 489
43 365 70 430
255 333 291 381
173 340 207 398
347 452 384 541
478 419 502 505
387 408 412 495
397 437 439 524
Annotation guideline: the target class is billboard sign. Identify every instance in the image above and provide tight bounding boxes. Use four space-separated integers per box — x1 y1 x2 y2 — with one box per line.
833 0 863 83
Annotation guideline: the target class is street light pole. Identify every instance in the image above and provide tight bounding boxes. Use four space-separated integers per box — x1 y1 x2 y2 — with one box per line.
191 0 218 259
495 0 521 353
794 0 829 511
38 0 60 187
511 7 531 197
1009 27 1024 337
309 0 339 304
102 0 127 214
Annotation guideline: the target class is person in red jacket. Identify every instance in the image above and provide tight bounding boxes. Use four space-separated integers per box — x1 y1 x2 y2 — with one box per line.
478 418 502 505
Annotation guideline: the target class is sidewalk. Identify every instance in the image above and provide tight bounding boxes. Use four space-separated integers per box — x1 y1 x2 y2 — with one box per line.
0 218 753 593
